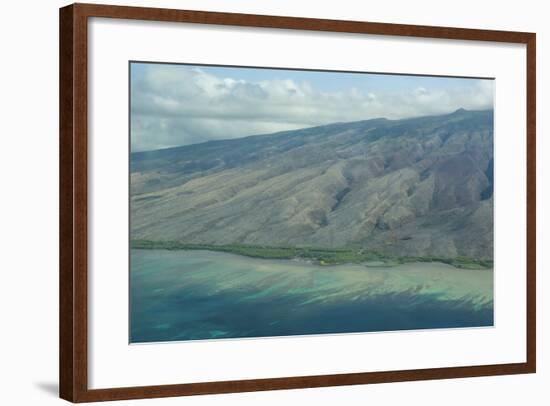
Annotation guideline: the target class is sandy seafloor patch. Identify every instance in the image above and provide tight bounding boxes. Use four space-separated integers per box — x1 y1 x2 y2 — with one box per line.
130 249 493 343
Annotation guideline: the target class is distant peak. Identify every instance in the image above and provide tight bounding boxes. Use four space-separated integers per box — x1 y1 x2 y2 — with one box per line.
453 108 468 114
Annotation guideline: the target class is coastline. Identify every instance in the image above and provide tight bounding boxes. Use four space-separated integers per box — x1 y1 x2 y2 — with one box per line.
130 239 493 270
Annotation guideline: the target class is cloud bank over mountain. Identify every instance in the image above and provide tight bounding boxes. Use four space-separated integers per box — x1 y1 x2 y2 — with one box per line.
131 64 493 152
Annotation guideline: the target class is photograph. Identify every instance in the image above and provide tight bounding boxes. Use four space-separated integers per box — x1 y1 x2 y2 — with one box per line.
129 62 495 343
1 0 541 404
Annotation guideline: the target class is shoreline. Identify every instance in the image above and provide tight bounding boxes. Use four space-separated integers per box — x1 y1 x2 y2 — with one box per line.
130 240 493 270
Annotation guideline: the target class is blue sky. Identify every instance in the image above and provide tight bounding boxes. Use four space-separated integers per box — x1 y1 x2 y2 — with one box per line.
131 63 483 94
130 62 494 152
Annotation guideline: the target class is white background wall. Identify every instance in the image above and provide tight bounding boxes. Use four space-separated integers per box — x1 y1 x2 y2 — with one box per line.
0 0 546 404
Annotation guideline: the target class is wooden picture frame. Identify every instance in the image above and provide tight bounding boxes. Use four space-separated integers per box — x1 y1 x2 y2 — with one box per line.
60 3 536 402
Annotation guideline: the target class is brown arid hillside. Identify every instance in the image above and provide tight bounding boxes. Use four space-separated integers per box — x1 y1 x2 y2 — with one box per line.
130 108 493 260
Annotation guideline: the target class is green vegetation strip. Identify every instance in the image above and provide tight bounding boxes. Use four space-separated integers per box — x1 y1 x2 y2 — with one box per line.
131 240 492 270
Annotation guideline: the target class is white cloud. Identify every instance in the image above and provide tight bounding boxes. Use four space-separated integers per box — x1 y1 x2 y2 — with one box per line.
131 66 493 151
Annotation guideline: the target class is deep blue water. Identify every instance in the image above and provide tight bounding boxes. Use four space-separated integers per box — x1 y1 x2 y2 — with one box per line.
130 249 493 343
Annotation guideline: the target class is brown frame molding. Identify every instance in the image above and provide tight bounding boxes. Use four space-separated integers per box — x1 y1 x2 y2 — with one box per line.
59 3 536 402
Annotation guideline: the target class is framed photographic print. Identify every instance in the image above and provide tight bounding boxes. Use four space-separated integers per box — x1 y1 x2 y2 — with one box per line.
59 3 536 402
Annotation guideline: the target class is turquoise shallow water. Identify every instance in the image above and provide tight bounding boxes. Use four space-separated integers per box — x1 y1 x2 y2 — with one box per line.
130 249 494 343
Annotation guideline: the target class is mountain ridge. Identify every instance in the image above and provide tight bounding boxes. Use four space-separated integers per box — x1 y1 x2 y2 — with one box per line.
132 108 487 158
